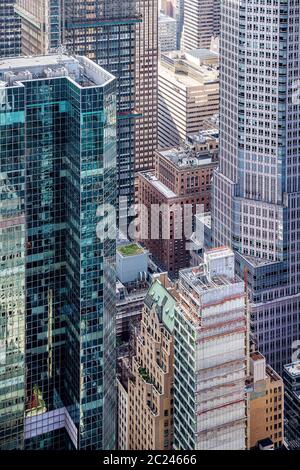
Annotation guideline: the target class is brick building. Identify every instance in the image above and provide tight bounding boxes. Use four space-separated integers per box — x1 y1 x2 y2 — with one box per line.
136 144 217 277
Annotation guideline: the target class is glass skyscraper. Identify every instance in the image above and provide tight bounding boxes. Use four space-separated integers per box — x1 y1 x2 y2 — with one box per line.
16 0 140 225
0 54 117 449
212 0 300 373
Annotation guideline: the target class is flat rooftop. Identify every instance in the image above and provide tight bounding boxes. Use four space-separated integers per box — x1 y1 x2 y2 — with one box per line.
159 147 214 169
0 54 115 89
159 64 218 88
237 252 279 268
117 243 145 257
187 128 219 145
179 263 239 296
284 361 300 377
185 49 219 61
141 172 177 199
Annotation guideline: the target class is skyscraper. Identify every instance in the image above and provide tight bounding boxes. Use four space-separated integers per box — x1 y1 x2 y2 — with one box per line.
0 88 25 449
0 54 117 449
15 0 62 54
0 0 21 57
16 0 139 224
182 0 220 50
135 0 158 173
212 0 300 374
173 247 248 449
158 13 177 53
158 49 219 148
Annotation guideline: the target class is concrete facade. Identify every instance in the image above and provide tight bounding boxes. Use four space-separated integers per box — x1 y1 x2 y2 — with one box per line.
158 49 219 148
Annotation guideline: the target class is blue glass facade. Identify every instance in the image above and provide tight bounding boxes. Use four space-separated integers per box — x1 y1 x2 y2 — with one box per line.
0 55 117 449
16 0 139 225
0 85 25 449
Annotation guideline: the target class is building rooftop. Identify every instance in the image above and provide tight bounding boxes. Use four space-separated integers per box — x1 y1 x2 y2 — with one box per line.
185 49 219 61
117 243 145 257
141 172 177 199
284 361 300 377
179 264 237 295
145 279 176 333
159 49 219 88
179 248 242 297
159 63 218 88
186 127 219 145
159 146 213 169
237 252 280 268
0 54 115 89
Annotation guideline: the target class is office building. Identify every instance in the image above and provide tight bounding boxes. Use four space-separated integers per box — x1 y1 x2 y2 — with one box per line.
183 0 220 50
15 0 62 54
0 0 21 57
160 0 176 17
248 351 284 449
135 0 159 173
160 0 184 49
158 13 177 53
283 361 300 449
0 54 117 449
0 115 25 449
15 0 139 224
158 49 219 148
128 275 177 450
174 247 248 449
212 0 300 373
137 145 217 277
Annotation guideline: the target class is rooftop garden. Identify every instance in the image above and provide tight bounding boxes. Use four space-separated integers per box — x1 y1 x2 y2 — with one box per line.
118 243 143 257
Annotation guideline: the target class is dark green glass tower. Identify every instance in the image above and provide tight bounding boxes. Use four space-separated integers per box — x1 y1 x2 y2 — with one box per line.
0 54 117 449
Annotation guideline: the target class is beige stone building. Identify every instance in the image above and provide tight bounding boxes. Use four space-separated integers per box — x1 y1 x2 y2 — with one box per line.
248 351 284 449
127 275 177 449
158 49 219 149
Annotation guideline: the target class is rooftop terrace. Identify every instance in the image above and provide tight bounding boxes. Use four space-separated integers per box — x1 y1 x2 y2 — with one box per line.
117 243 145 257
